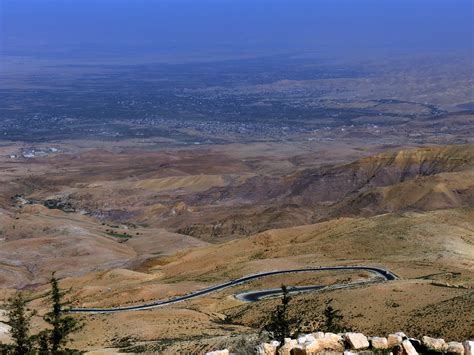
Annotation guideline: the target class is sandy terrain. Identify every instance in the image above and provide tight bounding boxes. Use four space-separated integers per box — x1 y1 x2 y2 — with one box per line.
0 141 472 352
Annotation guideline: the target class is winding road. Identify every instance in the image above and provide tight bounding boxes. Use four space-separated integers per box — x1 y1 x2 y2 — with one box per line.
69 266 398 314
235 285 326 302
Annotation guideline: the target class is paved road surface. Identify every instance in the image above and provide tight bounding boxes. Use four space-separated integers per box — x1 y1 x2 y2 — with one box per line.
235 285 326 302
69 266 398 314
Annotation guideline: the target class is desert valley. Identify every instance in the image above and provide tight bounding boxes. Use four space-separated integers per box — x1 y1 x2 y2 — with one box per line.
0 130 473 352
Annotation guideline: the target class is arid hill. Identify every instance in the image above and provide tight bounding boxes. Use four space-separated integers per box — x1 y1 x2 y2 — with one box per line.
1 144 472 286
0 142 472 352
179 144 474 239
17 207 471 353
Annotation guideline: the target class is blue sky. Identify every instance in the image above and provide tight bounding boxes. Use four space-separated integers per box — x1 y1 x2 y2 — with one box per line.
1 0 473 61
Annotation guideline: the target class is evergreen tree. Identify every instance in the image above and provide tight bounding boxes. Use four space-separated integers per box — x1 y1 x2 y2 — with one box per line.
5 293 34 355
36 330 50 354
263 285 300 347
42 273 83 353
321 299 348 333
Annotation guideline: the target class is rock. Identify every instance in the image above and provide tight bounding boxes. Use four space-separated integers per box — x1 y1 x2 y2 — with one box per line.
370 336 389 349
422 336 447 352
401 339 418 355
254 335 470 355
0 321 12 341
205 350 229 355
298 334 316 345
393 340 417 355
344 332 370 350
409 338 424 353
324 333 343 342
255 342 278 355
464 341 474 355
303 332 343 352
446 341 464 354
388 333 404 347
396 332 408 339
295 334 323 354
320 333 344 351
289 344 305 355
312 332 325 339
278 338 297 355
304 339 323 354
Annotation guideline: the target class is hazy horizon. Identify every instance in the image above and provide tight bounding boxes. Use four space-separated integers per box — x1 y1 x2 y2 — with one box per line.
1 0 473 67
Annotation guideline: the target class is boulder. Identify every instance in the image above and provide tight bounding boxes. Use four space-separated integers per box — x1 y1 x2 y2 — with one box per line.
401 339 418 355
344 332 370 350
289 344 305 355
464 341 474 355
255 342 278 355
304 339 323 354
254 335 469 355
422 336 447 352
312 332 325 339
446 341 464 354
394 341 417 355
324 333 343 342
320 333 344 351
409 338 424 353
396 332 408 339
205 350 229 355
388 333 404 347
278 338 297 355
370 336 389 349
295 334 322 354
290 332 344 354
298 334 316 345
0 321 12 341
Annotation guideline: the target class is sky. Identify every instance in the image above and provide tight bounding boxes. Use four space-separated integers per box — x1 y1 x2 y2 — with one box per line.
1 0 473 63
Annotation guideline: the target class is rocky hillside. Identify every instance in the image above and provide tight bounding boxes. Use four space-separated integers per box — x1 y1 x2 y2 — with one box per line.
180 144 474 239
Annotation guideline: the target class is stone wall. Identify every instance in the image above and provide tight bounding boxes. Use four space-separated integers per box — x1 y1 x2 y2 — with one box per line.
207 332 473 355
